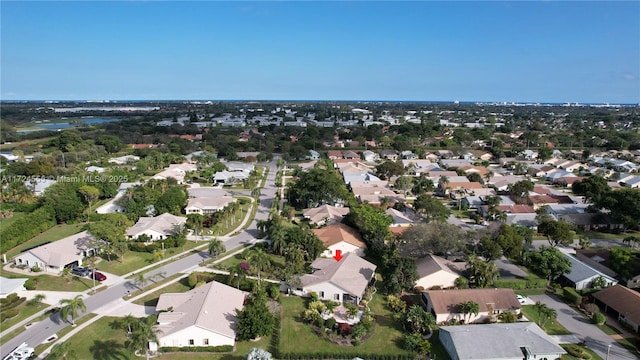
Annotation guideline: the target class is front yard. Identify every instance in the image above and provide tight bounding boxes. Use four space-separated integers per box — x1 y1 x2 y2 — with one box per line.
520 305 571 335
278 294 416 358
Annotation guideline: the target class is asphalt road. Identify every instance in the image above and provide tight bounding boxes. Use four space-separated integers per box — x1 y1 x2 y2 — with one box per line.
0 160 278 358
529 294 638 360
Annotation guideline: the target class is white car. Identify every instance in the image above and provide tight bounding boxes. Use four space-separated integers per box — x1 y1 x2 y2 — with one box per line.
2 343 35 360
516 295 526 304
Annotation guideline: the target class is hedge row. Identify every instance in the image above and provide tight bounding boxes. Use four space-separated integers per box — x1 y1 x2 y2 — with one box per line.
277 353 415 360
494 277 547 290
563 287 582 305
0 206 56 253
0 293 26 310
158 345 233 353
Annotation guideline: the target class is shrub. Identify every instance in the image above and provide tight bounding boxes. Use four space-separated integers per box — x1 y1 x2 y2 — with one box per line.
24 278 37 290
325 317 337 331
592 311 606 325
268 285 280 300
563 287 582 305
339 323 351 336
0 206 56 253
1 308 20 320
31 266 42 272
566 345 591 359
158 345 233 353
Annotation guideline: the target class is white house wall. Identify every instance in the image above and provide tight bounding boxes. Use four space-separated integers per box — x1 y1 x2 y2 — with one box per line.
323 242 364 258
304 281 351 303
129 229 167 241
158 326 234 348
415 270 459 290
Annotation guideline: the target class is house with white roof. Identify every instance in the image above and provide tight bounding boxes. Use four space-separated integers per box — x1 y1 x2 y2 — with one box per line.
362 150 378 163
185 196 237 215
85 165 105 173
297 253 376 305
302 205 350 226
152 281 245 349
14 231 102 273
439 322 566 360
126 213 187 241
24 178 57 196
108 155 140 165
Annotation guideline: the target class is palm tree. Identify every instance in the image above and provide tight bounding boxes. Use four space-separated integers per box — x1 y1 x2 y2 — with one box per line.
534 301 557 328
623 236 639 250
112 241 128 263
484 171 494 184
438 175 450 195
457 301 480 324
27 293 46 307
118 314 139 335
61 267 72 283
245 247 272 284
228 263 247 289
152 249 164 262
498 311 518 323
208 238 226 257
46 342 78 360
59 295 86 325
125 317 161 360
405 305 435 334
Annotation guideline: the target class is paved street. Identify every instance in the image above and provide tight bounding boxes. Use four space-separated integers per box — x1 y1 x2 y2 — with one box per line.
529 294 638 360
0 159 278 359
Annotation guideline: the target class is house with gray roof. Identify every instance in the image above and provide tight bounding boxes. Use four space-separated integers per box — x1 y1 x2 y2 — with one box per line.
297 253 376 305
126 213 187 241
561 252 618 290
415 254 465 290
14 231 102 273
439 322 566 360
153 280 246 349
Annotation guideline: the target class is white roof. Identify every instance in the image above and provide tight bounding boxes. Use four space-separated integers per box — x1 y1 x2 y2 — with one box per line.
126 213 187 237
20 231 100 268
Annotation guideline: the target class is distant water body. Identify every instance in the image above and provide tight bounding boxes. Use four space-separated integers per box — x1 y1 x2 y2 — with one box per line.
17 117 122 133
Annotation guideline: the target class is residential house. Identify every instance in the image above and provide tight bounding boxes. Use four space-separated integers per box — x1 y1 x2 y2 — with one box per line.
14 231 103 273
385 207 414 227
342 150 360 160
96 182 140 214
561 252 618 290
85 165 105 173
312 222 367 258
24 178 56 196
401 150 417 160
327 150 343 160
379 149 399 161
108 155 140 165
362 150 378 162
153 281 246 349
153 163 198 184
302 205 350 226
308 150 320 160
489 175 526 191
415 254 465 290
421 288 522 324
298 253 376 305
126 213 187 241
350 182 404 206
185 196 237 215
593 285 640 333
439 322 566 360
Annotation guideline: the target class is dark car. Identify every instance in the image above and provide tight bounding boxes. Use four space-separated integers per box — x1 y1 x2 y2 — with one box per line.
91 271 107 281
71 266 90 277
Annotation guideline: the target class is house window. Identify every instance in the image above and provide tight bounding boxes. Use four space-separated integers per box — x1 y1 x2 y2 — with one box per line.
189 339 195 345
334 294 340 301
203 339 209 345
319 291 325 298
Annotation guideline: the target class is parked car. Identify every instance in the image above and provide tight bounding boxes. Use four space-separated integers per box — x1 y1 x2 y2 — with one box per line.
516 294 526 304
90 271 107 281
2 342 35 360
71 266 90 277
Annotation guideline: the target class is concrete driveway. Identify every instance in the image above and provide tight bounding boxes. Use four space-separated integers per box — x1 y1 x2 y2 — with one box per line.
529 294 638 360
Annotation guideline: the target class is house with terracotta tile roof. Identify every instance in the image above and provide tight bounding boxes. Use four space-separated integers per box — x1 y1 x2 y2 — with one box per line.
312 222 366 258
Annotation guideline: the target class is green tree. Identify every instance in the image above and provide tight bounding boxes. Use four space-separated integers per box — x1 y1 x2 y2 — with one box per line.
609 247 633 280
538 145 553 162
235 298 275 341
125 316 161 360
478 236 502 261
380 249 418 294
398 222 469 258
597 188 640 230
572 175 610 204
527 246 572 285
457 301 480 324
41 182 85 223
186 214 205 238
412 194 450 222
534 301 557 328
411 176 435 195
59 295 86 325
287 168 350 209
538 220 574 247
508 179 534 203
208 238 226 257
498 311 518 323
245 247 272 284
394 176 414 195
465 256 499 288
95 134 123 154
343 204 392 255
404 304 435 334
375 160 405 180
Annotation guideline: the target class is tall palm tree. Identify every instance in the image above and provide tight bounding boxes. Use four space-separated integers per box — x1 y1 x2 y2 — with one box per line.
245 247 272 284
125 317 161 360
59 295 86 325
534 301 557 328
228 263 247 289
457 301 480 324
208 238 226 257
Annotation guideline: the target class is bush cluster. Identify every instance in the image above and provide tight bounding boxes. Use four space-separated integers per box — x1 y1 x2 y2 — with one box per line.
0 293 26 310
0 206 56 253
565 345 591 359
186 272 217 288
24 278 39 290
562 287 583 306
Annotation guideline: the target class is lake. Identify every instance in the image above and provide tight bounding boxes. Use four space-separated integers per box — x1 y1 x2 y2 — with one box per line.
17 118 122 133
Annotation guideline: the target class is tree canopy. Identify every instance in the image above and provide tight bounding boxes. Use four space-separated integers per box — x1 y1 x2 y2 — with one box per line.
398 222 470 258
286 168 350 209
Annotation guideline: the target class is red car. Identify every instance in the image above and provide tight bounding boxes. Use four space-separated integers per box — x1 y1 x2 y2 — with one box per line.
91 271 107 281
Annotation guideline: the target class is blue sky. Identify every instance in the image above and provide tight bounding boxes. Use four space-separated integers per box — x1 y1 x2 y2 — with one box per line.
1 1 638 103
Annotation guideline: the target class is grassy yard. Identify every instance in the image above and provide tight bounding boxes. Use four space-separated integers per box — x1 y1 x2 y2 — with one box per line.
41 316 273 360
214 248 285 281
97 240 204 276
278 294 414 358
560 344 603 360
584 230 640 241
0 300 47 334
520 305 572 335
6 223 85 258
133 277 192 306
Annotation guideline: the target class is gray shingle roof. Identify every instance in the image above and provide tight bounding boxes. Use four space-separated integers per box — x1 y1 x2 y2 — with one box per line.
562 253 617 284
302 252 376 297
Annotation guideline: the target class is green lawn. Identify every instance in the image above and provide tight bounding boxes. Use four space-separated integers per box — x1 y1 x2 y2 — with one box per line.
520 305 571 335
6 223 85 258
133 277 192 306
97 240 204 276
278 294 414 358
560 344 603 360
42 316 272 360
215 248 285 281
0 301 47 334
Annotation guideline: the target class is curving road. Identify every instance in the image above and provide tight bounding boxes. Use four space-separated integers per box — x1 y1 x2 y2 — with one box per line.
0 159 279 359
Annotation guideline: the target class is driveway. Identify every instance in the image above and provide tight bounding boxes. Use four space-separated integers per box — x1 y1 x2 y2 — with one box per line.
494 256 528 279
529 294 638 360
